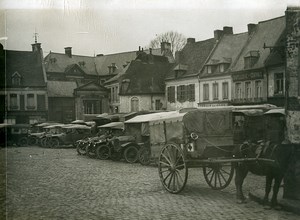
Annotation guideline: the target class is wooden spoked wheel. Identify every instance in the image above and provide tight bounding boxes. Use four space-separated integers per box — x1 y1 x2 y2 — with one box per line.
158 143 188 194
203 162 234 190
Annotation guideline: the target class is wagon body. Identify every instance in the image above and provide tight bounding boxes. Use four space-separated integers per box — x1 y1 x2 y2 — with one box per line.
157 105 285 193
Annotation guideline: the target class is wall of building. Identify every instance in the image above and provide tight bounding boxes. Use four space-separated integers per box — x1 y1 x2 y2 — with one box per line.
106 82 120 113
199 76 231 106
231 71 267 105
165 78 199 110
267 65 285 106
119 94 165 113
48 97 75 123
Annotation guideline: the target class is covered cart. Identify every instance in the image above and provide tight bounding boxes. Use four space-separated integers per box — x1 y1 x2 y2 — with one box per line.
157 105 284 193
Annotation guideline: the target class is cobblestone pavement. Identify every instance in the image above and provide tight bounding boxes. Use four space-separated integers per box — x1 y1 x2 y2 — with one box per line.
1 146 299 220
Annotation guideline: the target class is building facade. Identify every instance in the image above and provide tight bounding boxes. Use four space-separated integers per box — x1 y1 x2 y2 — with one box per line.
0 43 48 124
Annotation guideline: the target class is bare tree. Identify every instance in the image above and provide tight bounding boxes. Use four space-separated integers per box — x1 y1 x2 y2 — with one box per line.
149 31 186 55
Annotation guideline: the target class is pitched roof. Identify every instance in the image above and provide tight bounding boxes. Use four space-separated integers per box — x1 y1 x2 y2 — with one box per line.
200 32 249 78
47 81 77 97
44 48 162 78
166 38 216 80
231 16 285 72
119 54 174 95
1 50 46 88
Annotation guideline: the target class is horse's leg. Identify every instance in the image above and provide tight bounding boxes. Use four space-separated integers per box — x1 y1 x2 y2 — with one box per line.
235 163 248 203
263 174 273 206
271 175 283 209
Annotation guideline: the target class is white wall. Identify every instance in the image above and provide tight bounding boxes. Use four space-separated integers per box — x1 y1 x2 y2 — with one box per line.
165 77 199 110
199 76 232 103
267 66 285 97
119 94 165 113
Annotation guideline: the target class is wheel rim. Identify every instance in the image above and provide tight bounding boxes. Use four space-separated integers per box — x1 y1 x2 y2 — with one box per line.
158 143 188 194
96 145 110 160
139 148 151 165
124 146 138 163
203 162 234 190
28 137 37 146
86 145 96 158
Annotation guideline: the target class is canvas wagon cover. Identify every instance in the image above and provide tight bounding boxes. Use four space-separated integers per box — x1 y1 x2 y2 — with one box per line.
183 109 232 136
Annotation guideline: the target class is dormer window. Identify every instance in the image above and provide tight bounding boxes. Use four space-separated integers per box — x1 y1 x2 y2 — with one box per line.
108 63 117 74
78 61 85 67
219 63 230 73
206 65 217 74
12 72 21 86
244 51 259 69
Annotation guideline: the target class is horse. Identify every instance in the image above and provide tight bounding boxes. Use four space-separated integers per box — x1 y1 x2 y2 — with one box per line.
233 140 293 209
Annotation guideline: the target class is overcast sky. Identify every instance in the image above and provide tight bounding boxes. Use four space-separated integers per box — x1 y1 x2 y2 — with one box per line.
0 0 299 56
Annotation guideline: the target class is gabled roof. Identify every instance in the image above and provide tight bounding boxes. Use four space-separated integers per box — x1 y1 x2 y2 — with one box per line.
231 16 285 72
74 81 108 92
44 48 162 78
47 81 77 97
200 32 249 78
44 53 97 75
119 54 174 95
166 38 217 80
1 50 46 88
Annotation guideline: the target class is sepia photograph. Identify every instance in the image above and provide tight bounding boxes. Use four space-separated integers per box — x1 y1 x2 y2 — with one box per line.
0 0 300 219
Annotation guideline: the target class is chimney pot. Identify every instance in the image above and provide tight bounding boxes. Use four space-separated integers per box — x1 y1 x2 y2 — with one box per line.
96 54 104 57
223 26 233 35
247 23 257 35
139 46 141 51
64 47 72 58
149 48 152 54
31 43 41 52
214 30 224 40
187 38 195 44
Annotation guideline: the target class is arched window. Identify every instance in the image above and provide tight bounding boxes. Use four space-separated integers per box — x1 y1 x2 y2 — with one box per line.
12 72 21 86
131 97 139 112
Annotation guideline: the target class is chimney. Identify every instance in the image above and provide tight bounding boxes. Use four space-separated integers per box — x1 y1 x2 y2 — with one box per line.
64 47 72 58
175 51 183 63
247 23 257 35
149 48 152 54
223 26 233 35
214 30 224 40
187 38 195 44
161 42 171 55
31 43 41 52
97 54 104 57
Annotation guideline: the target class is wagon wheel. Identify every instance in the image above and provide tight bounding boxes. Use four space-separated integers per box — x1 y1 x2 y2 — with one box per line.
50 138 60 148
138 147 151 166
76 143 87 155
158 143 188 194
18 137 28 147
28 137 37 146
96 145 111 160
124 145 139 163
203 162 234 190
40 137 47 148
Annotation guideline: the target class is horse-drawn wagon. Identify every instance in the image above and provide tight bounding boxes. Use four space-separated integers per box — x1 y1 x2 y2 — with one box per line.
156 105 286 194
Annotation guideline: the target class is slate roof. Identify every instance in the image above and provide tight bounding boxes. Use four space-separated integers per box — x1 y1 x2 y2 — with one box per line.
0 49 46 88
44 48 162 78
47 81 77 97
166 38 216 80
264 31 286 67
119 54 174 95
231 16 285 72
200 32 249 78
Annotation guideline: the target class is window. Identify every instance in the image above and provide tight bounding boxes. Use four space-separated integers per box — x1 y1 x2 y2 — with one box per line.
167 86 175 103
155 100 161 110
255 81 262 98
177 85 186 102
235 83 242 99
188 84 195 101
207 66 212 74
37 95 46 110
222 82 229 100
10 94 18 109
84 100 100 114
245 82 251 99
111 87 114 102
131 97 139 112
12 72 21 86
116 86 119 102
213 83 219 100
203 84 209 101
274 73 284 95
27 94 35 109
20 95 25 110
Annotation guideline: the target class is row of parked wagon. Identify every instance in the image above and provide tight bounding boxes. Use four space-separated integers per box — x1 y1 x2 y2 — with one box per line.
1 104 285 194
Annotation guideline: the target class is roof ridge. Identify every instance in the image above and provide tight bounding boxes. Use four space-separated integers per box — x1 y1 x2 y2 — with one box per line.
258 15 285 24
